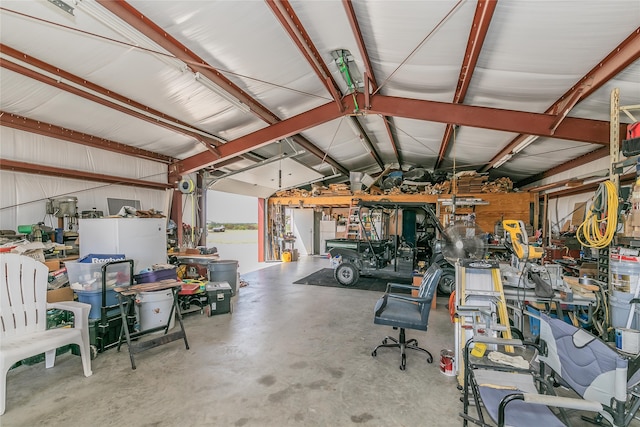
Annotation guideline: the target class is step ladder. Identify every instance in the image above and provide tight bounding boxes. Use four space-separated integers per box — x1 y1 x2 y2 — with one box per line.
454 258 513 385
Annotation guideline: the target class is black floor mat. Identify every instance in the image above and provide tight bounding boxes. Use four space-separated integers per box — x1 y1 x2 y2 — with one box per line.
293 268 411 292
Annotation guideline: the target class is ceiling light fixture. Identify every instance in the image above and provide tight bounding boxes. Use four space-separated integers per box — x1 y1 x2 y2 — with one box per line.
493 153 513 168
49 0 74 15
194 72 250 113
512 135 539 154
74 0 188 72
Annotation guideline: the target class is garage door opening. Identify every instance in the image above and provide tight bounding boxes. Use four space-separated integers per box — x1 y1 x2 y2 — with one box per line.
206 190 260 274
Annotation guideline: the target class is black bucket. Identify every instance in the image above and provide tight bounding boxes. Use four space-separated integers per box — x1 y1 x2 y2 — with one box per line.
207 260 239 296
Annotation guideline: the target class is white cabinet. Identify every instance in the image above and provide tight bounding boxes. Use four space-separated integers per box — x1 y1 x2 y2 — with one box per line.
319 220 336 255
79 218 167 273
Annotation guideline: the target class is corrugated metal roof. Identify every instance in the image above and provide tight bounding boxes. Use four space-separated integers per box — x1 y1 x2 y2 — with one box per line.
1 0 639 196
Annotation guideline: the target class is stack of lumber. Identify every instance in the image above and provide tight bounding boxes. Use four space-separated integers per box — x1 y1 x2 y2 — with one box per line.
322 184 352 196
481 177 513 193
457 175 488 193
384 187 404 195
274 188 310 197
431 180 451 194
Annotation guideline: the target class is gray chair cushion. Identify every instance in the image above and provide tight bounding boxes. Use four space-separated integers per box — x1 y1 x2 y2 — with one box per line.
374 296 425 330
373 265 441 330
478 385 565 427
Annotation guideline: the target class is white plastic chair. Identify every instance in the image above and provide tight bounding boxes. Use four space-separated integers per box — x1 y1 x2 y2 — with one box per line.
0 253 93 415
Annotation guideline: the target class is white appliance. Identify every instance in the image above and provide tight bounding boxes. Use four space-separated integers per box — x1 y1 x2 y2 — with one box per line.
319 220 336 255
79 217 167 273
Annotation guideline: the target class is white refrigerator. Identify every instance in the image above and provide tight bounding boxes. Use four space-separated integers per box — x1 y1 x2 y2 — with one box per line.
79 217 167 273
319 220 336 255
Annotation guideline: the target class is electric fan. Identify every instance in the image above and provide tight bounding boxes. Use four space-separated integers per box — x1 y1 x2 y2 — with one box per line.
440 222 488 264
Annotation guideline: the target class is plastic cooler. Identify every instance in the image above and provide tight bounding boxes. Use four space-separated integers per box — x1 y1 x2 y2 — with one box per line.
207 260 238 296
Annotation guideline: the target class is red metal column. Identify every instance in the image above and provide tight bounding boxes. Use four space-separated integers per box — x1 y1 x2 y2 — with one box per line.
258 198 265 262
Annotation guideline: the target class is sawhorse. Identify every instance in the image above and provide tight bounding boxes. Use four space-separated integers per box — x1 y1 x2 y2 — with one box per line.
114 280 189 369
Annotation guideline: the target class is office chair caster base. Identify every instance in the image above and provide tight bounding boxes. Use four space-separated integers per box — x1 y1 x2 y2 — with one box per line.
372 328 433 369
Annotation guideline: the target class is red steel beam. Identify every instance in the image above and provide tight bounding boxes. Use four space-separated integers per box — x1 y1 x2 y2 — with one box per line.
171 93 618 176
435 0 497 169
0 44 223 152
0 57 222 157
342 0 376 91
483 26 640 171
0 159 171 190
172 99 347 175
358 93 616 144
0 112 173 163
550 27 640 118
266 0 341 106
97 0 278 123
516 147 609 188
539 172 634 198
267 0 383 170
343 0 400 166
99 0 347 178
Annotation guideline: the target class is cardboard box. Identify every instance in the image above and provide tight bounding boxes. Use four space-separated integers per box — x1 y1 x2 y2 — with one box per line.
412 274 421 297
47 287 74 303
44 259 60 271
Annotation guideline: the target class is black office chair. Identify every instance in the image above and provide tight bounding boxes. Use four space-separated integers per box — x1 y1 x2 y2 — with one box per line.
371 264 442 370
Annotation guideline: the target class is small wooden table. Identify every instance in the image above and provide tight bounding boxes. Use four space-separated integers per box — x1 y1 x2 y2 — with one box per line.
114 280 189 369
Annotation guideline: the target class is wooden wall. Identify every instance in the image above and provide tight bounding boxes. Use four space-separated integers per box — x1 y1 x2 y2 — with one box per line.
268 192 537 236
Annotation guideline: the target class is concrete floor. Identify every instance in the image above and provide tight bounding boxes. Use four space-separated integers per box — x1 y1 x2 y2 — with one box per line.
6 256 634 426
2 256 463 426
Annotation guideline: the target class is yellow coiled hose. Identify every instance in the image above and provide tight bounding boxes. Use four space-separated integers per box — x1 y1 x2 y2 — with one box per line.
576 180 618 249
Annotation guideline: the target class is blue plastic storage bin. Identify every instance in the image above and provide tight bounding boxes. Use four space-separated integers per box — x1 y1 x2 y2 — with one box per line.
74 289 118 319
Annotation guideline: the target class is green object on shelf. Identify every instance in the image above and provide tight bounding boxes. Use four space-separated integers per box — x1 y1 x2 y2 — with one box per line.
17 224 34 234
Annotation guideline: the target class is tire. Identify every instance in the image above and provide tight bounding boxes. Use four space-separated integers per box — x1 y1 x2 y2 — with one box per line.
334 262 359 286
510 327 524 341
438 267 456 295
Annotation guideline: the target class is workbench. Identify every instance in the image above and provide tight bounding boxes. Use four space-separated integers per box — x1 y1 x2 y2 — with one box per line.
114 280 189 369
502 284 597 338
